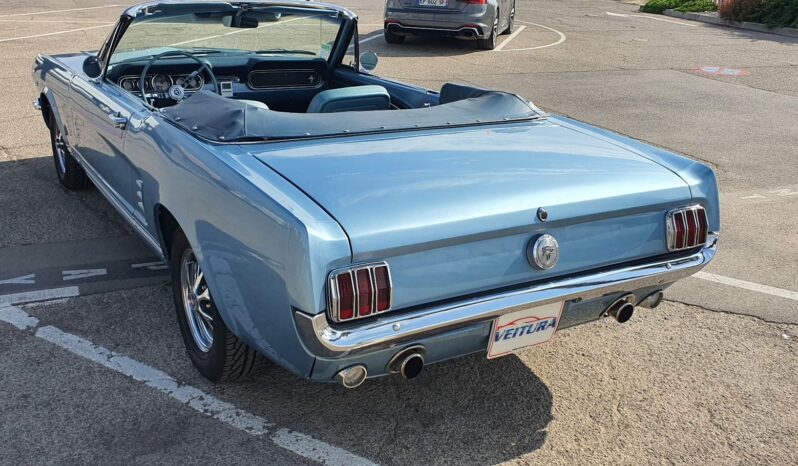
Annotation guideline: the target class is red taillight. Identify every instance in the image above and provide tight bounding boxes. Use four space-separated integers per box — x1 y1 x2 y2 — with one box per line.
459 0 487 4
328 263 392 322
667 206 708 251
336 273 355 321
674 211 686 249
374 265 391 312
356 268 373 317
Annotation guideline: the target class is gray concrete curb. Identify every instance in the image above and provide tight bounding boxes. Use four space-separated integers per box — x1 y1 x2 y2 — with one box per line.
661 9 798 38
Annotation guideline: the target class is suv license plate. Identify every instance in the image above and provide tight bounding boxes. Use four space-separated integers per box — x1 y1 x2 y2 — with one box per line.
418 0 448 6
487 302 563 359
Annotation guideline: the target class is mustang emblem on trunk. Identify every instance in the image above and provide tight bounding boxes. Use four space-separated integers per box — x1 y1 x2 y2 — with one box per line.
528 234 560 270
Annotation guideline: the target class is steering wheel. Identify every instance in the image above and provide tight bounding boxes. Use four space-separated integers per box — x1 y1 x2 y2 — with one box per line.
139 50 218 106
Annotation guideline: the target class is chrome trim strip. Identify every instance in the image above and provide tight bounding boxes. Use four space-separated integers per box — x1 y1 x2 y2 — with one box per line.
297 234 718 358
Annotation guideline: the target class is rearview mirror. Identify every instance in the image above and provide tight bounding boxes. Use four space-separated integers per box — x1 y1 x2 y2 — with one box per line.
223 12 259 28
359 51 379 72
82 54 102 79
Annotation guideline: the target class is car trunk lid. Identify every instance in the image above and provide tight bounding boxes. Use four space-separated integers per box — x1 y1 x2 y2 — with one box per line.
247 120 692 309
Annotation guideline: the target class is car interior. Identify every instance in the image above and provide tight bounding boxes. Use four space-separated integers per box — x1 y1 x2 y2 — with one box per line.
106 52 408 114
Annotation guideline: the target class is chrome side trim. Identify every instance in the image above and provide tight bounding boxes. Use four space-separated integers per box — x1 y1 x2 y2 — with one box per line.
296 234 717 358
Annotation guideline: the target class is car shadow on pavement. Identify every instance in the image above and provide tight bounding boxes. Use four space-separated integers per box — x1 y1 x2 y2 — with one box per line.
232 351 553 465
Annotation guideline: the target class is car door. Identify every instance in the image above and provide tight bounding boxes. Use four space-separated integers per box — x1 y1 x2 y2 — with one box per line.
69 75 145 226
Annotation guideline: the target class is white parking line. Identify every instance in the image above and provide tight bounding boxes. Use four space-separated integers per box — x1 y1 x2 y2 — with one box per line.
0 286 79 307
493 25 526 52
0 296 376 466
0 274 35 286
500 20 566 51
0 24 114 43
0 5 120 18
63 268 108 281
694 272 798 302
606 11 698 27
359 32 383 45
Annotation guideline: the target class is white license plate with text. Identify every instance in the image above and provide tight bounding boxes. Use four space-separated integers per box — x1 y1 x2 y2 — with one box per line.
487 302 563 359
418 0 448 6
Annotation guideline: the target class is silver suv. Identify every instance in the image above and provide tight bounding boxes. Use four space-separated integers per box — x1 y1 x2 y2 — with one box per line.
384 0 516 50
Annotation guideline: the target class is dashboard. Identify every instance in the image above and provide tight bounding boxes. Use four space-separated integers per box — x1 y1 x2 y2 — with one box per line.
118 73 205 94
108 56 330 111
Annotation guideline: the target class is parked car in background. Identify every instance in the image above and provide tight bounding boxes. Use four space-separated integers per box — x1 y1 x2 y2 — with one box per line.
384 0 516 49
32 0 719 389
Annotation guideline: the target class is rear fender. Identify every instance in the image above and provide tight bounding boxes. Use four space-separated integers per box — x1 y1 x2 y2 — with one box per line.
551 115 720 232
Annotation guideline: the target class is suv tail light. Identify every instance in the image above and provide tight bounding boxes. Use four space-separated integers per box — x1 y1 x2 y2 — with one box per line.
666 205 708 251
459 0 488 3
328 263 392 323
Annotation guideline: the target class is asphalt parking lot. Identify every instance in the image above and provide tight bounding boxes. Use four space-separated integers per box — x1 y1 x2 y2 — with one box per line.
1 0 796 464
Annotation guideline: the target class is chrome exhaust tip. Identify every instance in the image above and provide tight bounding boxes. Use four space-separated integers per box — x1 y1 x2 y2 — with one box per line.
639 290 664 309
399 353 424 380
335 365 367 389
605 294 636 323
388 345 426 380
609 302 635 323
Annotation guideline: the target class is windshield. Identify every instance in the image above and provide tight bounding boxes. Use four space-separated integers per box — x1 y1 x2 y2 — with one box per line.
109 7 344 65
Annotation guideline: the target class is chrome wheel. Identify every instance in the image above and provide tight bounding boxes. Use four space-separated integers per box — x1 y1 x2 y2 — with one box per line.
180 249 214 352
54 128 67 175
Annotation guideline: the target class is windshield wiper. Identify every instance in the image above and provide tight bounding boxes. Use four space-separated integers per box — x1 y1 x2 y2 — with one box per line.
248 49 318 56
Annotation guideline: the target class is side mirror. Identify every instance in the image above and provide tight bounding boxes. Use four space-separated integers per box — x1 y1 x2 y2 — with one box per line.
359 51 379 72
82 54 102 79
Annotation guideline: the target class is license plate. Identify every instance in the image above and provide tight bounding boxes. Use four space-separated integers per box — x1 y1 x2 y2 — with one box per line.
418 0 448 6
487 302 563 359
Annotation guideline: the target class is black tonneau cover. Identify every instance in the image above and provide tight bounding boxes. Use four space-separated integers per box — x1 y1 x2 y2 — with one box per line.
162 86 543 142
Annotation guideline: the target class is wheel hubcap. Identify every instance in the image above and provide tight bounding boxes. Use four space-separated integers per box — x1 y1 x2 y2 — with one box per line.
54 130 67 174
180 250 214 352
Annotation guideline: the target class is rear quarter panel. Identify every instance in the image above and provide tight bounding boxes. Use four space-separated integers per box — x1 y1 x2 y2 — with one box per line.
122 116 351 377
551 115 721 232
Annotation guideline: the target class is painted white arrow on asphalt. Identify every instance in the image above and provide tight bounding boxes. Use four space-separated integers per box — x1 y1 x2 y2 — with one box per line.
0 274 35 285
62 269 107 281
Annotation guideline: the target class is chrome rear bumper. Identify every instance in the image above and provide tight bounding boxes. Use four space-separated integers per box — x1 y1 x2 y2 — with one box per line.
294 234 718 359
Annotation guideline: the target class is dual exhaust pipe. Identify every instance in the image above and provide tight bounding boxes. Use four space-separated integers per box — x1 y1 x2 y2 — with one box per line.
337 290 665 388
605 290 664 323
335 346 426 389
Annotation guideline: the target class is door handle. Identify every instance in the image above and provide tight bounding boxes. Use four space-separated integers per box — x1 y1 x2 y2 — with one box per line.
107 113 128 129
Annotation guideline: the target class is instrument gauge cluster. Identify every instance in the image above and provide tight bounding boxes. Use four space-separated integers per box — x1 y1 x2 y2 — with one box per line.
118 73 205 95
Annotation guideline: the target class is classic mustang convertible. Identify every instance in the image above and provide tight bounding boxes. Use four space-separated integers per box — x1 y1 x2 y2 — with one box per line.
32 1 718 388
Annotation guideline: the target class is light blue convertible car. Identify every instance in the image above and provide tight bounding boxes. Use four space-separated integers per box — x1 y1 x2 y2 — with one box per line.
32 1 719 388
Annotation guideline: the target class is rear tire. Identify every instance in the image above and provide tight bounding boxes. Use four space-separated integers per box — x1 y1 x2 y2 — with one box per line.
170 230 259 382
502 2 515 35
384 29 405 44
477 14 499 50
49 111 91 190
